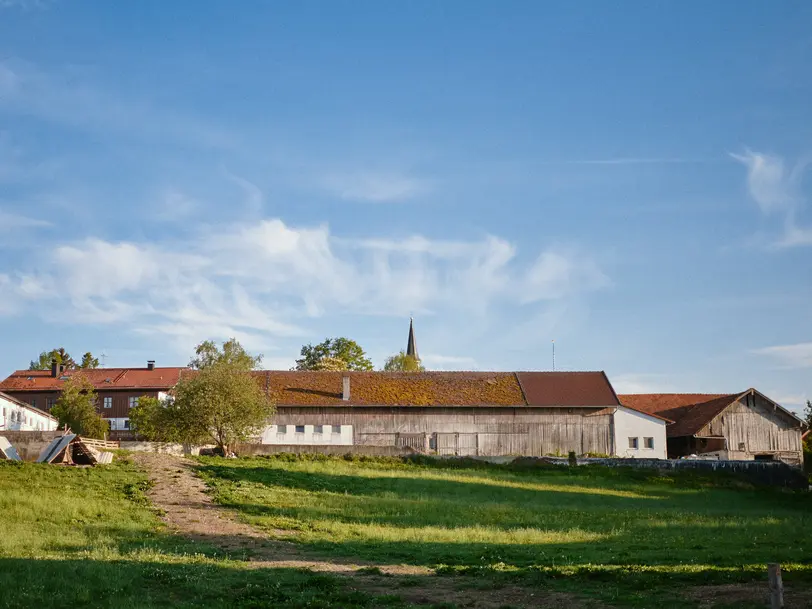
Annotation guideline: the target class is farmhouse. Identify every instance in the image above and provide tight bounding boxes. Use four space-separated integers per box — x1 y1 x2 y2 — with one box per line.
619 390 806 465
0 361 183 436
0 391 58 432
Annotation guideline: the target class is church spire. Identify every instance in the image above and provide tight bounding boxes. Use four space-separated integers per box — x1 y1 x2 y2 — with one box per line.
406 317 418 360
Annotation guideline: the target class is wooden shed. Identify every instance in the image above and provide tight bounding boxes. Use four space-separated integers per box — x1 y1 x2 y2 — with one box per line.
619 389 806 465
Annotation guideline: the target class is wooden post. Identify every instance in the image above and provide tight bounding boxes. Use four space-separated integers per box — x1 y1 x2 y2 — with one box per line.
768 563 784 609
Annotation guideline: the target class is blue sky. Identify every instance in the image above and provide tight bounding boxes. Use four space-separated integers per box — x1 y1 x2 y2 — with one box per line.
0 1 810 412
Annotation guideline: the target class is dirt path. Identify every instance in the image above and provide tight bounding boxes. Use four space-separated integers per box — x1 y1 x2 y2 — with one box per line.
131 452 605 608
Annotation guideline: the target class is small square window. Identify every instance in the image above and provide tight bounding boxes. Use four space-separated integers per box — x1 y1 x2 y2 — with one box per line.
128 397 139 409
124 419 130 429
628 437 639 449
738 442 746 451
314 425 324 434
46 397 55 409
277 425 287 434
295 425 305 434
332 425 341 434
644 437 654 449
103 397 113 409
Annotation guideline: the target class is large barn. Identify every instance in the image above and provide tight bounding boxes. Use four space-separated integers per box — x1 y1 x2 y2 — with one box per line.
261 370 669 458
619 390 806 465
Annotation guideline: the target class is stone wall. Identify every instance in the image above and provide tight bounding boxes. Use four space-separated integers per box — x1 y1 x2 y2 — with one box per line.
0 430 64 461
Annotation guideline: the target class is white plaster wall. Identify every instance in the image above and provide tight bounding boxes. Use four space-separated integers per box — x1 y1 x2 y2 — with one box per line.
0 395 58 431
105 417 131 431
613 406 667 459
261 424 353 446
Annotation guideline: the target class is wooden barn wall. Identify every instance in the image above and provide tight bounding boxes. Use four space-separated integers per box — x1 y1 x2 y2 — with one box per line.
273 406 613 456
699 393 803 462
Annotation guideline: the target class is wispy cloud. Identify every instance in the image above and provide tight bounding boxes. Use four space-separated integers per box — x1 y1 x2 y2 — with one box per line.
0 211 51 231
731 149 812 247
560 157 709 166
321 171 428 202
0 59 234 149
0 217 608 352
0 0 49 9
751 342 812 369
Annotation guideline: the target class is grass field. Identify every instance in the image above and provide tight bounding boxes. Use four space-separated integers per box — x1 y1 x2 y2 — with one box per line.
0 459 422 609
1 454 810 608
196 454 812 607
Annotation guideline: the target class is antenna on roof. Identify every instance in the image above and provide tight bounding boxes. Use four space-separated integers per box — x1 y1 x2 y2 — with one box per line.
100 351 108 368
552 340 555 372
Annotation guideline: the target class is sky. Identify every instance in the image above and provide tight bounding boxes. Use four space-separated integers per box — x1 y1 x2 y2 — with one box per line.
0 1 810 413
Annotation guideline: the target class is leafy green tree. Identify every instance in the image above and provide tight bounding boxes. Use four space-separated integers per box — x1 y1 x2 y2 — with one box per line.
50 375 108 439
803 400 812 430
383 350 425 372
135 339 273 454
296 338 373 371
80 352 100 369
29 348 76 371
189 338 263 371
311 356 349 371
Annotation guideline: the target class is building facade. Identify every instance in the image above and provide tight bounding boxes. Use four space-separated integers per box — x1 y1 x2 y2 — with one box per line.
0 391 58 431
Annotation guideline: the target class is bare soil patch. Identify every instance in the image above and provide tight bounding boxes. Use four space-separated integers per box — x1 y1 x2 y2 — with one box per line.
687 583 812 608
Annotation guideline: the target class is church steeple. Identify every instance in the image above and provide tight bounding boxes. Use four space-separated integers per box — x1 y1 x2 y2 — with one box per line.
406 317 418 360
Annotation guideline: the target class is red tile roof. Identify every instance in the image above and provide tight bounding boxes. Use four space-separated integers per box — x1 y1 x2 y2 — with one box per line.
0 367 621 409
619 393 741 437
516 371 620 407
0 367 186 392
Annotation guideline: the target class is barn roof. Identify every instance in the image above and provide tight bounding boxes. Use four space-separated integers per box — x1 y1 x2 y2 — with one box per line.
268 370 620 407
619 390 805 437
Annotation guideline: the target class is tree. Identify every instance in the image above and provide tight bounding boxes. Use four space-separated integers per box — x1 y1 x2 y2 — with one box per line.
803 400 812 430
189 338 263 371
311 356 349 371
50 375 108 439
383 350 425 372
80 352 100 369
133 339 274 454
29 347 76 371
296 338 373 371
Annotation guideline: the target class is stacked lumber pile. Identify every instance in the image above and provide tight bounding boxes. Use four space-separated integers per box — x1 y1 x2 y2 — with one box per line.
36 434 118 465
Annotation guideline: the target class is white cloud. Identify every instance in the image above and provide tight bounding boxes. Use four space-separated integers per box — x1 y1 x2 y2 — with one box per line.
751 342 812 369
322 172 427 202
732 149 812 247
0 217 608 352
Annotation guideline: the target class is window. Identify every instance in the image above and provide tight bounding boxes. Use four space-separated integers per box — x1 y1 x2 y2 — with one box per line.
277 425 287 434
128 397 139 409
314 425 324 434
738 442 746 451
30 399 36 409
295 425 305 434
644 437 654 449
104 397 113 409
123 419 130 429
332 425 341 434
46 397 55 409
628 437 639 449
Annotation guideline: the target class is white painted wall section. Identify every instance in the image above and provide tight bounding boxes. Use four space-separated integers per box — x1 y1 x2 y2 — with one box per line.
261 424 353 445
105 418 131 431
613 406 667 459
0 393 58 431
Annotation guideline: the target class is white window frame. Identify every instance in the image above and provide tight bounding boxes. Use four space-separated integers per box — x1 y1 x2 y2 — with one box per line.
103 397 113 409
644 437 654 449
628 437 639 450
128 397 139 409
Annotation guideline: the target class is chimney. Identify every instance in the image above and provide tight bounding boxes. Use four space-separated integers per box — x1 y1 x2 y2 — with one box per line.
51 359 59 378
147 360 155 371
342 375 350 401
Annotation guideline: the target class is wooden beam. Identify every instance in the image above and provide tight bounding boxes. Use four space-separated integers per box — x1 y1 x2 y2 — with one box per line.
768 563 784 609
